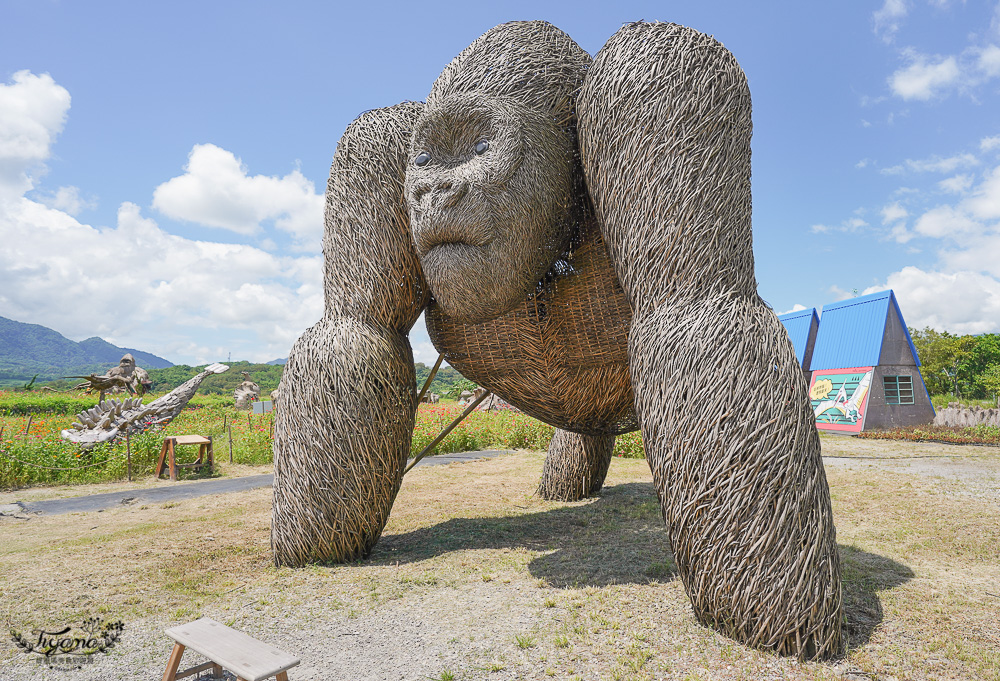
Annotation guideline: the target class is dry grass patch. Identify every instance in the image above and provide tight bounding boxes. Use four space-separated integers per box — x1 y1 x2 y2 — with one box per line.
0 444 998 680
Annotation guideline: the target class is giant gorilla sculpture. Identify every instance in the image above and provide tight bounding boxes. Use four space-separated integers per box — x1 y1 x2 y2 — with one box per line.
272 21 843 659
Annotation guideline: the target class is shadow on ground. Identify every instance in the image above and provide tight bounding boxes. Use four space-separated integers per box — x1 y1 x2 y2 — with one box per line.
375 481 676 587
374 480 913 648
840 544 914 650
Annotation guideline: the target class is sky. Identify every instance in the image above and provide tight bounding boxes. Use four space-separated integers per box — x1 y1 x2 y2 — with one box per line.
1 0 999 367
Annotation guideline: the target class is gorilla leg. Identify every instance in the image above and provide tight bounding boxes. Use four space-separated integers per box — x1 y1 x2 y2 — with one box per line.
630 296 842 658
272 318 416 564
538 429 615 501
577 21 842 657
271 102 428 566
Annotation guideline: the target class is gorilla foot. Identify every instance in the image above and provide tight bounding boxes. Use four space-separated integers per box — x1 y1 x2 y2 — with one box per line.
538 429 615 501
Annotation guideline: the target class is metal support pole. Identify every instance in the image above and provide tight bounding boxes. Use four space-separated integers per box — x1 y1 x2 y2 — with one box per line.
404 390 489 475
415 353 444 406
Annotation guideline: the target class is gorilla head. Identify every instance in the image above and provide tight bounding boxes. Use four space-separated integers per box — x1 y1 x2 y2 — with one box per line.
404 92 576 324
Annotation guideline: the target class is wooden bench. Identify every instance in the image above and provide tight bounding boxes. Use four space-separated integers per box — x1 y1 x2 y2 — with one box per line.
162 617 300 681
156 435 214 481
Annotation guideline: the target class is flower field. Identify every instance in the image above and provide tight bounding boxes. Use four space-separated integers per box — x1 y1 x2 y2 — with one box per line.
858 423 1000 445
0 392 647 491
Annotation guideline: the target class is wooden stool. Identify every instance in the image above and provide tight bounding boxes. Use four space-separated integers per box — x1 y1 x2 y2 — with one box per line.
162 617 299 681
156 435 213 481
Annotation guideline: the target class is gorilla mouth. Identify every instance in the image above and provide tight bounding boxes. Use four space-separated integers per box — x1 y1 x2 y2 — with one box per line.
422 236 493 257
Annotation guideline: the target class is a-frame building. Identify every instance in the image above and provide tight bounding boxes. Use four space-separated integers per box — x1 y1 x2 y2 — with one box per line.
777 307 819 386
780 290 935 433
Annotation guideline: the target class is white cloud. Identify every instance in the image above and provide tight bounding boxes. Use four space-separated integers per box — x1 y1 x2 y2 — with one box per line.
0 70 71 199
964 165 1000 219
978 44 1000 77
908 153 978 173
881 153 979 175
913 204 983 238
777 303 808 316
856 158 872 168
810 216 868 234
981 135 1000 152
0 196 325 363
865 267 1000 334
34 185 95 215
152 143 324 250
881 202 909 224
0 71 331 365
890 54 960 99
938 174 974 193
827 285 857 302
874 0 908 43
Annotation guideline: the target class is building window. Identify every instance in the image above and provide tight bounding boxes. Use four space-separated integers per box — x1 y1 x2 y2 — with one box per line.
884 375 914 405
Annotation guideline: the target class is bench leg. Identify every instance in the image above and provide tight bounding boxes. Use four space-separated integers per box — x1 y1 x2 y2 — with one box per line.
155 440 169 478
168 439 177 481
207 440 214 474
276 673 289 681
162 642 185 681
212 662 223 678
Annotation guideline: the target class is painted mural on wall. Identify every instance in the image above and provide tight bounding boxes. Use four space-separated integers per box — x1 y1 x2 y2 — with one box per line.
808 367 874 433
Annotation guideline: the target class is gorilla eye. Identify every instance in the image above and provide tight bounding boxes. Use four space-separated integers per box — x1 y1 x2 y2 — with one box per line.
474 140 489 155
414 151 431 167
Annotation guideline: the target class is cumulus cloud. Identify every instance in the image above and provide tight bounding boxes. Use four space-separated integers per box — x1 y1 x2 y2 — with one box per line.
965 165 1000 219
0 71 329 364
865 267 1000 334
890 53 960 99
982 135 1000 153
913 204 983 238
881 202 909 225
776 303 808 316
938 174 974 193
979 44 1000 77
152 143 324 250
0 196 324 362
0 70 70 199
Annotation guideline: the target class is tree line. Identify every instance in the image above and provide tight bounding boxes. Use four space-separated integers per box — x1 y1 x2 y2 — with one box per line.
910 328 1000 403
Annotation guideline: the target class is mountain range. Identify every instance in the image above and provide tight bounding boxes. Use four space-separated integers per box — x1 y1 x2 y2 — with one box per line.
0 315 173 385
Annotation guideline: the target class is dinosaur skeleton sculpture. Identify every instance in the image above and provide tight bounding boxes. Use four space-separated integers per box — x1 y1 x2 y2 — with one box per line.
60 363 229 448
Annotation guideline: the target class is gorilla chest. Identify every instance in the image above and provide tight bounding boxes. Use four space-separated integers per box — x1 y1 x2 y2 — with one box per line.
425 225 638 435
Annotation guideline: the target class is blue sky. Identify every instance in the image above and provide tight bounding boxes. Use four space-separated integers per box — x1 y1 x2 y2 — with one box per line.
2 0 999 366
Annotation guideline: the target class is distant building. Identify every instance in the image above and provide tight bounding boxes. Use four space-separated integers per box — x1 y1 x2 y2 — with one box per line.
777 307 819 386
779 290 935 433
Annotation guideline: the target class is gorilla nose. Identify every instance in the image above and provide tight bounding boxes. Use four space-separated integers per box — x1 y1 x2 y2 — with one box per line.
412 179 469 210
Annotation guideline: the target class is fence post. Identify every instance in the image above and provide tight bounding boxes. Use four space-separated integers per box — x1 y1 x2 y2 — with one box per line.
24 413 33 436
125 428 132 482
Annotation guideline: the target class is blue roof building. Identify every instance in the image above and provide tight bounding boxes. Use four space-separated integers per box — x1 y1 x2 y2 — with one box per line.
778 307 819 375
779 290 934 433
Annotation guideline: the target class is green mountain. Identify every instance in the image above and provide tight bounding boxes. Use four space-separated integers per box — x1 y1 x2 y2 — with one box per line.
0 315 173 386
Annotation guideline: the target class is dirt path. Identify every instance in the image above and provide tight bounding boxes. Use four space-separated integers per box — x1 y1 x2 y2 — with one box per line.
0 450 513 517
820 435 1000 503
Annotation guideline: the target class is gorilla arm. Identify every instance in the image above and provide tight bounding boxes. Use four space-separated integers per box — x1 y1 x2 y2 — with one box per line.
577 23 842 658
271 102 429 567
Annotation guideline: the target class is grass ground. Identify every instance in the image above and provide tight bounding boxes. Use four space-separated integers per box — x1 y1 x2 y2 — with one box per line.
1 437 998 680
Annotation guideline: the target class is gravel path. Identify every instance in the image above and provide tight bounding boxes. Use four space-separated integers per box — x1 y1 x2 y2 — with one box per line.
0 450 512 517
